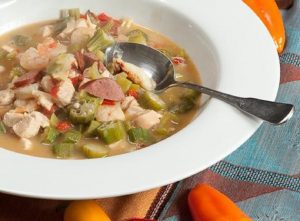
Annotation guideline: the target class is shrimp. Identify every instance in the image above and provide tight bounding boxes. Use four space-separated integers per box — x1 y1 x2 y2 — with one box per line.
20 47 49 71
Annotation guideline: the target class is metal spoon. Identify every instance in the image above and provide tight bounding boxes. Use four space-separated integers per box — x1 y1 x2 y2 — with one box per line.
105 42 294 124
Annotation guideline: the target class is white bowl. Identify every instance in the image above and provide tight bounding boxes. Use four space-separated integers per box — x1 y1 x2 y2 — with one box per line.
0 0 279 199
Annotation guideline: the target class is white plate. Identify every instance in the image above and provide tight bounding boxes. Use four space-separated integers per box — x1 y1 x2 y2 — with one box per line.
0 0 279 199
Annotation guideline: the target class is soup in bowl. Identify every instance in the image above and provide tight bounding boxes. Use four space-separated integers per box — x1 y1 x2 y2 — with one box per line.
0 8 202 159
0 0 279 199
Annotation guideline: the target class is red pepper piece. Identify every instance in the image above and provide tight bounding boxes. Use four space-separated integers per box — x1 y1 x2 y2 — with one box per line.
98 13 111 22
102 99 115 105
127 89 139 99
56 121 72 132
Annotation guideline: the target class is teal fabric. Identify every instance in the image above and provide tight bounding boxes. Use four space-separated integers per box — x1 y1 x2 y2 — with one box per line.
152 1 300 220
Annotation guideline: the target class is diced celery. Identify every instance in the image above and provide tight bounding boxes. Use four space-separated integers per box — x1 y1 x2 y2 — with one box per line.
84 120 101 137
127 29 148 45
63 130 82 143
138 91 166 111
97 121 126 144
115 74 132 93
128 128 150 143
82 143 109 158
60 8 80 19
50 113 59 127
87 29 114 52
69 101 98 124
53 143 74 158
101 19 114 33
42 127 60 144
0 121 6 134
68 8 80 19
94 50 105 61
129 83 141 91
12 35 32 48
154 112 178 136
86 62 101 79
10 66 26 78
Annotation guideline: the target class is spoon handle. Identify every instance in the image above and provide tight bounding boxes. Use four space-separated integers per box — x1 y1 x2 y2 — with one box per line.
177 82 294 124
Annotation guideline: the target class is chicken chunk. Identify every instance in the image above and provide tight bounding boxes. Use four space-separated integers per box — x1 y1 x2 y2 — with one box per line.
114 58 156 90
30 111 49 128
96 104 125 122
55 79 75 106
14 99 38 112
20 47 49 71
0 89 15 105
125 105 145 120
14 83 39 99
0 65 5 74
33 90 54 111
3 111 25 127
13 115 41 138
134 110 162 129
121 96 139 111
40 75 54 93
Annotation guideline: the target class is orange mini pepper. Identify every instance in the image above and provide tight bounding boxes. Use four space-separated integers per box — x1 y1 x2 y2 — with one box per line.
188 184 252 221
243 0 286 54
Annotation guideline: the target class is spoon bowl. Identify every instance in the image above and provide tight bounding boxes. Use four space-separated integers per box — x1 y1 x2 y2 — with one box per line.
105 42 294 125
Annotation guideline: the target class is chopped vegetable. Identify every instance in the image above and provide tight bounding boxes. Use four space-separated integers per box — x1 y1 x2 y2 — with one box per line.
42 127 60 144
60 8 80 19
53 143 74 158
138 91 166 111
97 121 126 144
127 29 148 45
127 89 139 98
69 101 99 124
101 19 114 33
98 13 111 22
129 83 141 91
12 35 33 48
46 53 75 75
0 49 8 62
128 128 150 143
85 62 101 79
102 99 115 105
82 143 109 158
169 89 200 114
84 120 101 137
56 121 72 132
154 112 178 136
188 184 252 221
0 121 6 134
87 29 114 52
63 130 82 143
10 66 26 78
52 18 69 36
50 113 59 127
115 74 132 93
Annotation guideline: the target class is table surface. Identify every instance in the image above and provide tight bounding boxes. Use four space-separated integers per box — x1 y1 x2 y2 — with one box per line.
0 0 300 220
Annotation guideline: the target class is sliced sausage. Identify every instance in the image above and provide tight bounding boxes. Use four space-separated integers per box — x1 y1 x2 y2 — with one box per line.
14 71 41 88
81 78 125 101
83 52 99 68
75 51 85 71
